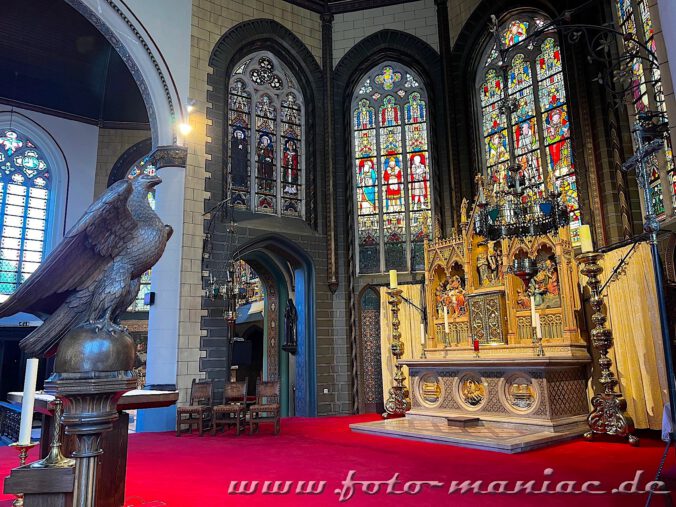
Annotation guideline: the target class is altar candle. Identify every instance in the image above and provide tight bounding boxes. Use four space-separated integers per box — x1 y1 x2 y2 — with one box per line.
18 358 39 445
473 338 480 352
535 314 543 340
443 305 449 333
530 295 537 328
389 269 398 289
579 225 594 253
420 322 426 346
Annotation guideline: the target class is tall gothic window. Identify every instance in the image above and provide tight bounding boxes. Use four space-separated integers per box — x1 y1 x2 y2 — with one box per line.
352 63 432 274
227 52 304 218
0 129 51 301
476 14 581 242
614 0 675 219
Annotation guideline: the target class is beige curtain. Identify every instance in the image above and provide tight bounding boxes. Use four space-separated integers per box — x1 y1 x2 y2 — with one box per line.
379 285 425 403
593 243 668 429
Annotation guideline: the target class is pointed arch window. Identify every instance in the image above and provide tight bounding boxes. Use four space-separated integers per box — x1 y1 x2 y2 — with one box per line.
0 129 51 300
614 0 675 218
476 14 581 242
352 63 433 274
227 52 305 218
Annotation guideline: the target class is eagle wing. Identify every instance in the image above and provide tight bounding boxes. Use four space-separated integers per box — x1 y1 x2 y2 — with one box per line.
0 179 138 317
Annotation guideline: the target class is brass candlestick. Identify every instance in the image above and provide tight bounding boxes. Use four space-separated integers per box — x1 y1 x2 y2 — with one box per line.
31 398 74 468
382 288 411 418
577 252 638 445
8 441 38 507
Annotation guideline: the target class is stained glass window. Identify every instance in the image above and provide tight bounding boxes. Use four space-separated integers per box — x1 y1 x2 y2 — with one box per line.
614 0 675 218
0 129 51 300
352 63 432 274
227 53 304 218
125 154 157 312
476 14 581 242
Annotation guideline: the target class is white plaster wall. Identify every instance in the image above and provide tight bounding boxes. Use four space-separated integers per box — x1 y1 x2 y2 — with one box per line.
123 0 193 106
332 0 439 65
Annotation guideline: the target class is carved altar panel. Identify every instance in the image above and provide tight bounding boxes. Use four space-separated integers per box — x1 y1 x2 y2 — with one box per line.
467 291 507 345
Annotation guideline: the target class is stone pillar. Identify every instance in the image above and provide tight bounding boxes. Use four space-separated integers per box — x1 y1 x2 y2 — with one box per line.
137 146 187 432
322 12 338 293
434 0 456 231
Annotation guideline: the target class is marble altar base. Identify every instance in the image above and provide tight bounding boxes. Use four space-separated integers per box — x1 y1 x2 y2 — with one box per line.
352 357 591 453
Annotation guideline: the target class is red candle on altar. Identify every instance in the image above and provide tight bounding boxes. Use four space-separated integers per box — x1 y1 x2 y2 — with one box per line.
473 338 480 352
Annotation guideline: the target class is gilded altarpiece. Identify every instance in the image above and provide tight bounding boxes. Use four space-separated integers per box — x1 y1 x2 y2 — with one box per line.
424 217 586 358
397 215 590 435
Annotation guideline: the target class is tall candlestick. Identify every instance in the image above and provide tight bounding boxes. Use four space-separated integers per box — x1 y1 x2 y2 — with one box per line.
529 295 537 327
18 358 39 445
389 269 398 289
443 305 449 333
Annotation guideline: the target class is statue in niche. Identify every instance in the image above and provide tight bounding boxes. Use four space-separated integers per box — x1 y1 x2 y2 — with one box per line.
487 242 502 283
282 298 297 355
460 198 468 224
477 253 490 287
530 256 561 309
477 243 501 287
516 288 531 310
445 275 466 317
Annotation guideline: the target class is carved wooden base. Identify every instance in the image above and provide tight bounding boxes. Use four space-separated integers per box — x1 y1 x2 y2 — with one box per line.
583 393 639 446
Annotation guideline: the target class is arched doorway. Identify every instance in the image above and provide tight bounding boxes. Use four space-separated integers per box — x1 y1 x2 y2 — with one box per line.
234 235 316 417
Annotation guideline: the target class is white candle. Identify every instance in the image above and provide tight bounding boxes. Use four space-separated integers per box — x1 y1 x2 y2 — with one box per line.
420 322 426 345
389 269 398 289
579 225 594 253
530 295 537 329
443 305 449 333
535 314 543 340
18 358 39 445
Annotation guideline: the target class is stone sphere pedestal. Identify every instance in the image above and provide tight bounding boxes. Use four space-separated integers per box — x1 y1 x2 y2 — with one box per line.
44 324 137 507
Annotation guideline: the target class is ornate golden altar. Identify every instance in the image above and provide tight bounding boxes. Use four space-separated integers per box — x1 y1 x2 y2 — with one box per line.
352 205 592 452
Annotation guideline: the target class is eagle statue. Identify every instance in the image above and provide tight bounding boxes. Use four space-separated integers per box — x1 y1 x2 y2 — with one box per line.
0 173 173 357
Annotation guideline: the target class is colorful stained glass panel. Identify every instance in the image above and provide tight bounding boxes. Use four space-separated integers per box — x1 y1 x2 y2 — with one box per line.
538 72 566 111
508 55 532 94
380 127 402 155
405 124 428 152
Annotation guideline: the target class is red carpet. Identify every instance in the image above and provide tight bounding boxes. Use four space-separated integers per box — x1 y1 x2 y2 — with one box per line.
0 414 674 506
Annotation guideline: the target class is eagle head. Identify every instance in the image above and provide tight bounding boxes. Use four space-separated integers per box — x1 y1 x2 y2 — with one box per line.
132 173 162 193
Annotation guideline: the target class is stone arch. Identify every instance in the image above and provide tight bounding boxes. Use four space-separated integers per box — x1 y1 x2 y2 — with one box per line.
108 137 153 187
63 0 184 146
225 234 317 417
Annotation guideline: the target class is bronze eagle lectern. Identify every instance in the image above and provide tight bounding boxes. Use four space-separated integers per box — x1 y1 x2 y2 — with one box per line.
0 173 173 357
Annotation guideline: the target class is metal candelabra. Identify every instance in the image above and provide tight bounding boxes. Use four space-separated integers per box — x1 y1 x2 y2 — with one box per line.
8 441 38 507
30 398 74 469
382 288 411 418
577 251 638 446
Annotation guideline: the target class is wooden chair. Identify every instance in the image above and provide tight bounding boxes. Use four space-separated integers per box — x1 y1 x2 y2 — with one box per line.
212 378 248 436
249 380 281 435
176 379 213 436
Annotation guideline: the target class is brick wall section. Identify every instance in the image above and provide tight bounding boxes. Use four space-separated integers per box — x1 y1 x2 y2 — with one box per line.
178 0 325 406
93 128 150 198
332 0 439 64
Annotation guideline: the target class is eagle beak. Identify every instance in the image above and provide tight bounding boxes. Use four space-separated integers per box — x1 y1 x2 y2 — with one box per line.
148 175 162 187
